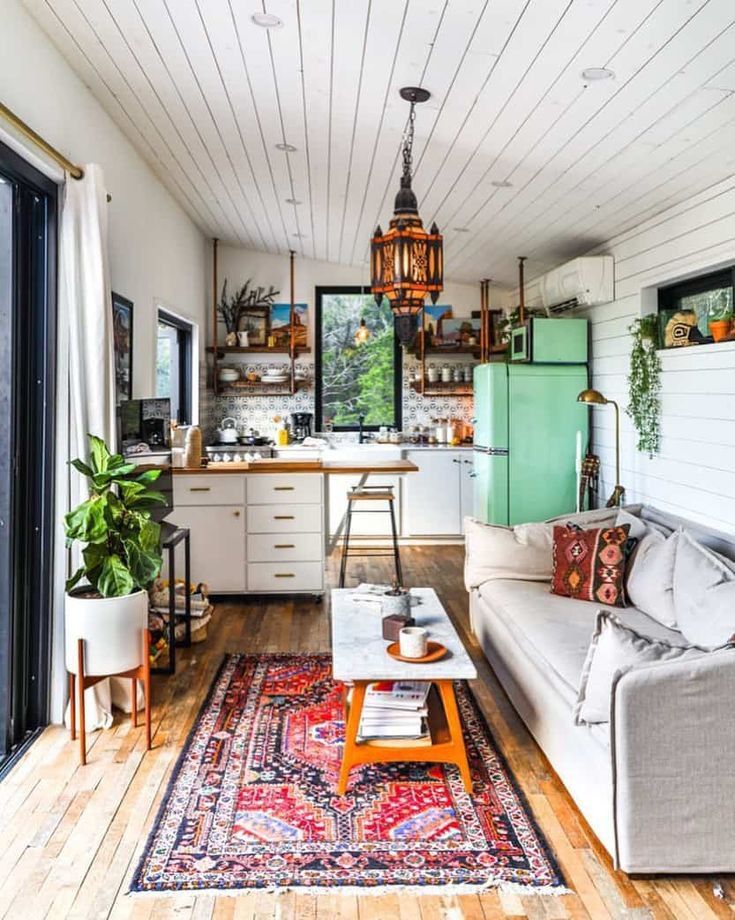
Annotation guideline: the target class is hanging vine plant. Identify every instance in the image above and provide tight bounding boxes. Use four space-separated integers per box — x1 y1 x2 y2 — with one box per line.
626 314 662 456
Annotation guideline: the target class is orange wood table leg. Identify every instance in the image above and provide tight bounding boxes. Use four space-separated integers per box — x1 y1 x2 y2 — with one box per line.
69 672 76 741
437 679 473 793
143 629 152 751
131 679 137 728
338 681 366 795
77 639 86 766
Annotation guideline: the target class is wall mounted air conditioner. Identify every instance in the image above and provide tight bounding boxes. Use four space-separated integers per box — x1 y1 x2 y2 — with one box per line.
538 256 614 313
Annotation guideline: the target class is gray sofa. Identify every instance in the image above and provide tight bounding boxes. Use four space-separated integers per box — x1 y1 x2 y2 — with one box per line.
466 504 735 873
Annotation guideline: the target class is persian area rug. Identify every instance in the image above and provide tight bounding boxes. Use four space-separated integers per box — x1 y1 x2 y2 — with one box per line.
132 654 566 894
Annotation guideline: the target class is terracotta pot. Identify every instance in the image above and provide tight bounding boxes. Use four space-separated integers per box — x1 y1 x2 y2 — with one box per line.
65 588 147 675
709 319 731 342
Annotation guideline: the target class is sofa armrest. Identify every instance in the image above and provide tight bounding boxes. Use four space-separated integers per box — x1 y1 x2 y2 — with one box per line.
611 648 735 872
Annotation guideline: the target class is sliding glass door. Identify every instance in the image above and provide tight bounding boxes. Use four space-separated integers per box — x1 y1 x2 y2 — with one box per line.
0 141 57 769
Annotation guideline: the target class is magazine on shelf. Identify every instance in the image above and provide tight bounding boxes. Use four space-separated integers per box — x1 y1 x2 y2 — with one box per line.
364 681 431 709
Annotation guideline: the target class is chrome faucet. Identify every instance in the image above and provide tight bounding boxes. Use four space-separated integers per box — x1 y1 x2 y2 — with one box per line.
358 413 366 444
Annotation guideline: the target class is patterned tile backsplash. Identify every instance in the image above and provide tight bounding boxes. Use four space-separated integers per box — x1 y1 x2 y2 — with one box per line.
200 357 475 443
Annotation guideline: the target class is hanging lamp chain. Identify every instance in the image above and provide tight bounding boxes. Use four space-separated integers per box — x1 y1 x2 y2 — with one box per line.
401 101 416 184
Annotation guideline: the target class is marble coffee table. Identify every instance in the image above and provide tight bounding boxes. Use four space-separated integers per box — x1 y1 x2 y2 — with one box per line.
331 587 478 794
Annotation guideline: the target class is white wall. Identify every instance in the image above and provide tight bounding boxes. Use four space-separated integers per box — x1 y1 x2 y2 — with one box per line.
211 244 491 351
1 0 208 399
523 177 735 534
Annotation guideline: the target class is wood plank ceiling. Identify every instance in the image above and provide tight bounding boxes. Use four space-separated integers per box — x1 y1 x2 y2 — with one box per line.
22 0 735 286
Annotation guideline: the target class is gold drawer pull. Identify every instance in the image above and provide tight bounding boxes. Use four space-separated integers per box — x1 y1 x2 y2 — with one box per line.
273 486 294 491
274 515 294 520
274 543 295 549
189 487 210 492
274 573 295 578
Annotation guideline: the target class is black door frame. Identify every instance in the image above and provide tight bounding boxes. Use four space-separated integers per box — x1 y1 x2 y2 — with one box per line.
0 140 57 768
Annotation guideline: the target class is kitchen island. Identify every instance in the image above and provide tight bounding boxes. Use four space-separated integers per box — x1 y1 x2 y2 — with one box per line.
169 458 418 595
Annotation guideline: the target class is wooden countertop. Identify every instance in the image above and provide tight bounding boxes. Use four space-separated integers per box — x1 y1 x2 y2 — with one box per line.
173 459 419 474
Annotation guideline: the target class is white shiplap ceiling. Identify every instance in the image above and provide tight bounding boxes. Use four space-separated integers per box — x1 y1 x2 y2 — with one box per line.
22 0 735 286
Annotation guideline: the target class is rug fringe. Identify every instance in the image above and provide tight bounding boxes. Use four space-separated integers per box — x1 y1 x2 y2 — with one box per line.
127 880 572 898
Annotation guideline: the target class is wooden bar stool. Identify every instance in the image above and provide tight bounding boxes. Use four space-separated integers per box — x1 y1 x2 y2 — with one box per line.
338 485 403 587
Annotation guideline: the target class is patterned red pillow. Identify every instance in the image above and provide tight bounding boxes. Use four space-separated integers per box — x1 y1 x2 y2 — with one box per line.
551 524 631 607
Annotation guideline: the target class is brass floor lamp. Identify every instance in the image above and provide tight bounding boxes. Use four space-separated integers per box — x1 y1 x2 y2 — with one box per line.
577 388 626 507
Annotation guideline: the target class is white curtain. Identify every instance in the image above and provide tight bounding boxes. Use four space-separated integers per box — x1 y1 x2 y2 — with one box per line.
52 164 122 730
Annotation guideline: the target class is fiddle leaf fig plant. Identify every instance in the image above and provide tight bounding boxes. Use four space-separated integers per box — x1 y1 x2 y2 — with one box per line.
626 315 662 457
65 434 167 598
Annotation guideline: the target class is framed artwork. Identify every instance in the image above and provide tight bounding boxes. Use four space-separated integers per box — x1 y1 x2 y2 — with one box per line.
423 304 453 343
488 309 507 353
239 308 268 347
270 303 308 348
112 292 133 404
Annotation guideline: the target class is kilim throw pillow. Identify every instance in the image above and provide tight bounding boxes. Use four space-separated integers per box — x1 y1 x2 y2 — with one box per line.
551 523 631 607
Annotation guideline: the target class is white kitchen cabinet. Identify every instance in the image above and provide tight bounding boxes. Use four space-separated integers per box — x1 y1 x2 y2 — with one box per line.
460 455 475 532
403 451 463 536
170 503 246 592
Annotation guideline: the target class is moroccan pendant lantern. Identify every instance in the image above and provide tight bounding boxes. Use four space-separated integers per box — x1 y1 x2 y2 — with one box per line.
370 87 443 346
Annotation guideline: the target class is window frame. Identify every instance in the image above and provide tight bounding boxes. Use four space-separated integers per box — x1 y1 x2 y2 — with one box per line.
314 285 403 433
0 139 57 769
157 309 193 424
658 266 735 312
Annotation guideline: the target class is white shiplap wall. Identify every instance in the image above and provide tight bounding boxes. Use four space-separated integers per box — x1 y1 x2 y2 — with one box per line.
523 176 735 534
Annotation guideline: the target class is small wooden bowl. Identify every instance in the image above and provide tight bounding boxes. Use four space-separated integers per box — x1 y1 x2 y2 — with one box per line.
386 640 447 663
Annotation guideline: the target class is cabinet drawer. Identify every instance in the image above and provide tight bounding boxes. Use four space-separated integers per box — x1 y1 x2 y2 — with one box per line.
248 503 323 534
247 532 322 563
247 562 323 592
174 475 245 506
247 474 322 505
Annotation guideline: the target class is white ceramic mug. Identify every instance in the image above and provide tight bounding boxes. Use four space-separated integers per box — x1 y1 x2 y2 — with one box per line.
399 626 428 659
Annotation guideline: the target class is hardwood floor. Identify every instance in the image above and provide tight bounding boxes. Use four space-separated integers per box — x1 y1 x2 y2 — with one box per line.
1 547 731 919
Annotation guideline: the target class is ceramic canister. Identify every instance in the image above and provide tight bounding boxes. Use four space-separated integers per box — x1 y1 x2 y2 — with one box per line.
399 626 428 659
382 588 411 617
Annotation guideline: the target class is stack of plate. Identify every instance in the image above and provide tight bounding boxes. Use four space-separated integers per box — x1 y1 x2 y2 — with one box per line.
261 372 289 385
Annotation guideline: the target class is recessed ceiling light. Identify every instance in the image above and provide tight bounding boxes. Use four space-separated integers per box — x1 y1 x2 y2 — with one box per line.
581 67 615 82
251 12 283 28
285 198 301 205
490 179 513 188
453 227 470 233
276 142 297 153
292 232 307 238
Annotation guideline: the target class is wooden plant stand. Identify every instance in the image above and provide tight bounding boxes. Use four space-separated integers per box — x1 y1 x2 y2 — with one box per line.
68 629 152 765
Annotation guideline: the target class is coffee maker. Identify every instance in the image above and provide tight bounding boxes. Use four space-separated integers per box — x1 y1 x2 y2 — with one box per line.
290 412 313 442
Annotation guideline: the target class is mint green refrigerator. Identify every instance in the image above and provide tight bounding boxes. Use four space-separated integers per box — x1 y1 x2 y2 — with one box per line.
473 322 589 526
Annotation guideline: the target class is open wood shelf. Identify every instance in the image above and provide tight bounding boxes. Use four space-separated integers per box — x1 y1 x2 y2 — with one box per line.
217 379 311 397
409 380 473 397
414 344 481 356
207 345 311 355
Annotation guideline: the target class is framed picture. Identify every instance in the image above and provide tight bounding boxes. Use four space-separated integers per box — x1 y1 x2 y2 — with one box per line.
112 292 133 404
270 303 308 348
488 309 507 353
239 308 268 347
423 304 453 344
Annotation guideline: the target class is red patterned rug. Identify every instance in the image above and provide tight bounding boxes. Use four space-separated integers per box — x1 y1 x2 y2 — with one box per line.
132 654 565 894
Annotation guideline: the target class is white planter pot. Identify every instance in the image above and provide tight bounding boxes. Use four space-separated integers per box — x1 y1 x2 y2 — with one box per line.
65 589 147 676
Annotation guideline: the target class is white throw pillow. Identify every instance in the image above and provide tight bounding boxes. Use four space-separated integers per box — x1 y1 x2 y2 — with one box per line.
574 611 703 725
626 530 680 628
673 530 735 649
615 508 648 541
463 518 553 590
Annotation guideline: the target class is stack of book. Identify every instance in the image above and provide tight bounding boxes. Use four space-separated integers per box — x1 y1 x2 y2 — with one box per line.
357 681 432 745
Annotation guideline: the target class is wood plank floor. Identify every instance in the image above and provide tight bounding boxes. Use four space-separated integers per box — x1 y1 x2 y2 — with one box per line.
1 547 731 919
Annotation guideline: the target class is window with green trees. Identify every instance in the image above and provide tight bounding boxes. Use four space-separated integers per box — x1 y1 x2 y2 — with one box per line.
315 288 401 430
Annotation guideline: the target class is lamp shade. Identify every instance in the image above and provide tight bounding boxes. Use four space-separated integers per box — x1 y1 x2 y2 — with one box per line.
577 388 608 406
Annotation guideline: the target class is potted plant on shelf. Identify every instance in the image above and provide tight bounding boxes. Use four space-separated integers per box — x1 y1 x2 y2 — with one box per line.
64 434 166 678
708 293 733 342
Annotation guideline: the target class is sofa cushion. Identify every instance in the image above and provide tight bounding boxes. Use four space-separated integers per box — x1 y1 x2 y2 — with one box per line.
477 579 683 706
551 524 630 607
464 518 554 591
674 530 735 649
626 530 680 629
574 611 703 725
